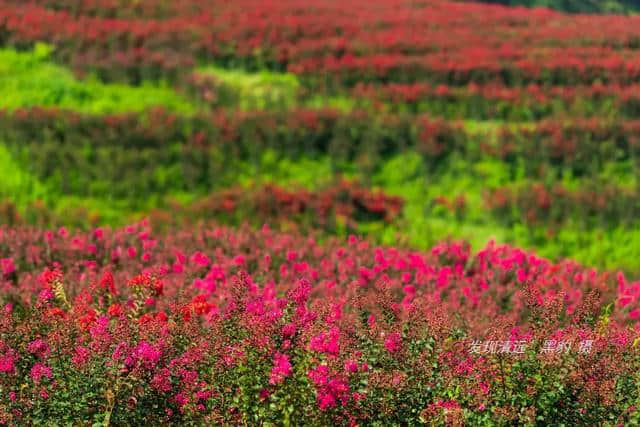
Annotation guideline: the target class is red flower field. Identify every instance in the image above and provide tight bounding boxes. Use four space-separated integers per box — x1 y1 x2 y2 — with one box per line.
1 221 639 424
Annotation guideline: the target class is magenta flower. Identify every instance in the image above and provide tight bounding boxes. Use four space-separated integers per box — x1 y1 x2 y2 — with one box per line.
344 360 358 374
281 323 296 338
30 363 52 384
151 368 172 393
136 341 162 367
27 339 50 358
1 258 15 276
317 392 336 410
384 332 402 353
127 246 137 259
269 353 292 385
0 354 16 374
289 279 311 305
309 327 340 356
72 346 90 367
308 364 329 386
192 251 211 267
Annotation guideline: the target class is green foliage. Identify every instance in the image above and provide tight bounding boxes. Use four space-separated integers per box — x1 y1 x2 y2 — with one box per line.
0 45 194 114
195 66 300 110
472 0 639 14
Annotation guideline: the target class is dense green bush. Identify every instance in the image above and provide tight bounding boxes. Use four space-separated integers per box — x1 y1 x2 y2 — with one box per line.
471 0 639 13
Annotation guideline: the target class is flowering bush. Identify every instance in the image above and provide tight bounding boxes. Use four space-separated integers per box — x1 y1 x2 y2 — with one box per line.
486 181 640 228
0 221 639 424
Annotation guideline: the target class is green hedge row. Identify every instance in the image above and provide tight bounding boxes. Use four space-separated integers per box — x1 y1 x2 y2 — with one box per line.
2 107 639 201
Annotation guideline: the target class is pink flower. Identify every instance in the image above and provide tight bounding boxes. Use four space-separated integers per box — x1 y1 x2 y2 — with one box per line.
289 279 311 305
318 392 336 410
269 353 292 385
27 339 49 358
0 354 16 374
72 346 90 366
620 295 634 307
1 258 15 276
151 368 172 393
93 228 104 240
172 392 188 410
173 263 184 274
344 360 358 374
127 246 137 259
438 399 460 410
368 314 376 328
308 365 329 386
30 363 52 384
136 341 162 367
384 332 402 353
282 323 296 338
286 250 298 262
38 288 55 303
192 252 211 267
310 327 340 356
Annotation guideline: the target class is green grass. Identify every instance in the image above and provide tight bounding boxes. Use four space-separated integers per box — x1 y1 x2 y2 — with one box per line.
0 44 358 115
0 145 48 205
0 44 195 114
195 66 356 112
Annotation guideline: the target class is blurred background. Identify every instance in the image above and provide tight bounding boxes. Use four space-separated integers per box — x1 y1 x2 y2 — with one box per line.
2 0 640 274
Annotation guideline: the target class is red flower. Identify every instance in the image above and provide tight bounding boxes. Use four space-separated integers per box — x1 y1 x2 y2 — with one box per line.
128 273 163 296
99 271 117 295
108 303 123 317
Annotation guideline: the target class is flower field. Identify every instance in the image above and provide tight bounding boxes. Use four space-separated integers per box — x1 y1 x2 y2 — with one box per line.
2 0 640 424
1 222 640 424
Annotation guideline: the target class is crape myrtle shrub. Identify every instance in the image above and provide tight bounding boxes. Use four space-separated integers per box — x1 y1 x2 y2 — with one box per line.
1 222 640 424
3 108 640 199
0 180 405 232
3 1 640 85
180 181 404 228
487 182 640 229
353 82 640 120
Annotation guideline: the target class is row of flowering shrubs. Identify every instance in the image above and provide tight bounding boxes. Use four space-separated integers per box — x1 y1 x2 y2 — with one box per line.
180 180 404 228
3 107 640 199
0 221 640 424
352 82 640 119
3 0 640 85
0 180 404 231
486 182 640 228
